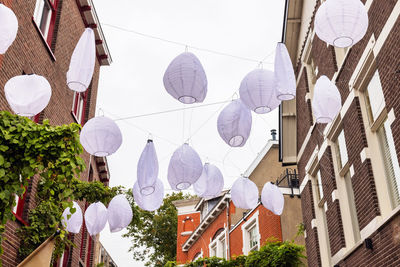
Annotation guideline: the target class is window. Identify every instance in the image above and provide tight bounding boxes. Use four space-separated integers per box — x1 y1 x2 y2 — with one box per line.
344 171 360 242
193 251 203 261
33 0 59 46
364 70 385 124
335 130 348 170
12 193 25 219
377 119 400 206
241 211 260 255
248 224 258 252
209 229 227 258
210 243 217 257
316 170 324 201
72 91 87 125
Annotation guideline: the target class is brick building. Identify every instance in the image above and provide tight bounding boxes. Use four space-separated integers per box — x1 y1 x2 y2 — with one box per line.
280 0 400 266
0 0 111 266
174 138 305 264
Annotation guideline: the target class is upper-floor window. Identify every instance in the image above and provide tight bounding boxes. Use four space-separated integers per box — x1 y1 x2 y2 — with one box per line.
72 91 87 125
365 70 385 124
241 211 260 255
33 0 59 46
248 224 258 252
335 130 349 170
209 229 227 259
316 170 324 202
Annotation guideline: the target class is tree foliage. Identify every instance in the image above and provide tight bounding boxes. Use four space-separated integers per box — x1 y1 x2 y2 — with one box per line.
123 191 190 266
165 239 305 267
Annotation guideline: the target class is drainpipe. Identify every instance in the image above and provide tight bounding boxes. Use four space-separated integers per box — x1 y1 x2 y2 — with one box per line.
226 198 231 260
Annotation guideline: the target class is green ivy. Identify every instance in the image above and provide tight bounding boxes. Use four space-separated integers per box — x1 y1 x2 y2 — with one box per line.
0 111 125 265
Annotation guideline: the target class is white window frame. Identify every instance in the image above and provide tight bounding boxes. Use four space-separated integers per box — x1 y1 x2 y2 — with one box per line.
72 92 85 124
364 70 386 125
208 229 227 259
241 210 260 255
33 0 53 40
193 250 203 261
335 130 349 172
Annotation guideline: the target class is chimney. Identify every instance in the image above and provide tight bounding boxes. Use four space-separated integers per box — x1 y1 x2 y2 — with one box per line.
271 129 277 141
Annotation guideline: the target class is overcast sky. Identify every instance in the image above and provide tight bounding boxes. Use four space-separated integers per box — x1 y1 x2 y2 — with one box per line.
93 0 286 266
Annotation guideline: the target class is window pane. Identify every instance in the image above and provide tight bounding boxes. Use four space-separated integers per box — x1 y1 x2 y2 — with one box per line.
249 225 258 250
317 171 324 200
344 172 360 242
33 0 53 39
337 131 348 168
365 70 385 123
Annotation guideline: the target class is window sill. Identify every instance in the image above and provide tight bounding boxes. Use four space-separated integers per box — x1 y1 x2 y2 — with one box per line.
339 161 350 177
32 17 56 62
12 212 28 226
369 107 387 132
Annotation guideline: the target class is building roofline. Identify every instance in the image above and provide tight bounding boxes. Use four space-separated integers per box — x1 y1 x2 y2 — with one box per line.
229 203 262 233
172 197 201 208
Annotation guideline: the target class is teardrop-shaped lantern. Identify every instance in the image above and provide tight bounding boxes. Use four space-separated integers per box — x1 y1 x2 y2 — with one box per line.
231 177 259 210
67 28 96 92
261 182 284 215
315 0 368 48
4 74 52 117
133 179 164 211
312 76 342 123
163 52 208 104
274 43 296 101
137 140 159 195
107 195 133 233
168 144 203 190
239 69 281 114
80 116 123 156
193 163 224 199
84 202 108 236
217 99 252 147
0 4 18 54
61 201 83 234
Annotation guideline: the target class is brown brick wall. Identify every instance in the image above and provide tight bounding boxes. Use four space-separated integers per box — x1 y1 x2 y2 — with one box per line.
296 69 313 155
0 0 104 266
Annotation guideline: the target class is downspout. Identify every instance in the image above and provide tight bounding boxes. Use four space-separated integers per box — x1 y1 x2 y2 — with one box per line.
226 198 231 260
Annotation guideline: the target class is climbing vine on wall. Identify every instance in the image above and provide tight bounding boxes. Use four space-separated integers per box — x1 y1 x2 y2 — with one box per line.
0 111 125 264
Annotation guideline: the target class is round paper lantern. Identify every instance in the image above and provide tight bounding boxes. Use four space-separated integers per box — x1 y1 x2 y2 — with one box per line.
84 202 108 236
168 144 203 190
193 163 224 199
4 74 52 117
163 52 207 104
239 69 281 114
315 0 368 48
217 99 252 147
80 116 123 156
0 4 18 54
133 179 164 211
107 195 133 233
231 177 259 210
61 201 83 234
312 75 342 123
137 140 159 195
274 43 296 101
67 28 96 92
261 182 284 215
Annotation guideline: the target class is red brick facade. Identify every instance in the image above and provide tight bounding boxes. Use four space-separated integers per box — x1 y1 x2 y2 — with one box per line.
0 0 109 266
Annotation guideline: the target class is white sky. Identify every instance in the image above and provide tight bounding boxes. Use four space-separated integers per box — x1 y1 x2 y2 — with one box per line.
93 0 286 266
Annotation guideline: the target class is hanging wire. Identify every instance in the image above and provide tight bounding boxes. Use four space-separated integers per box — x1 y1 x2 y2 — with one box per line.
101 23 274 64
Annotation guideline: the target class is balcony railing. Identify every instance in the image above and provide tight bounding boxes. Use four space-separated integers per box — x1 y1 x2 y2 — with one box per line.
275 168 300 198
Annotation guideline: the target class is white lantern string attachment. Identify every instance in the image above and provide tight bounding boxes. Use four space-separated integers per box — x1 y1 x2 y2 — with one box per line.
80 116 123 156
0 4 18 54
163 52 208 104
133 179 164 211
231 177 259 210
239 69 281 114
84 202 108 236
137 139 159 195
261 182 284 216
217 99 252 147
61 201 83 234
314 0 368 48
274 42 296 101
312 75 342 123
167 143 203 190
67 28 96 92
107 194 133 233
4 74 52 117
193 163 224 199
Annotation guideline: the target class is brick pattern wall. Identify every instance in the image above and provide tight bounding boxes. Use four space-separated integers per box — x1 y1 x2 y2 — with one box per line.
296 69 313 154
0 0 103 266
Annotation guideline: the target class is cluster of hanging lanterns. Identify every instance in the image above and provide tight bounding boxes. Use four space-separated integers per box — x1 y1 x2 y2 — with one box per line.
62 194 133 236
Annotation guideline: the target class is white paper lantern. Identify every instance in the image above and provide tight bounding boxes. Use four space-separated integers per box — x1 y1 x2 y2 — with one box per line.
107 194 133 233
315 0 368 48
0 4 18 54
163 52 208 104
67 28 96 92
168 143 203 190
239 69 281 114
80 116 123 156
193 163 224 199
217 99 252 147
261 182 284 215
137 140 159 195
274 43 296 101
312 75 342 123
231 177 259 210
84 202 108 236
61 201 83 234
4 74 52 117
133 179 164 211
